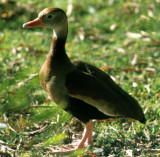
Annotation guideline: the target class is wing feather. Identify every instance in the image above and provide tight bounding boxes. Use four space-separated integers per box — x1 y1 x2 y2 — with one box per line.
65 61 145 121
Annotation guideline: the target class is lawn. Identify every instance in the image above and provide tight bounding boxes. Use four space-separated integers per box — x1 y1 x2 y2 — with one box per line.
0 0 160 156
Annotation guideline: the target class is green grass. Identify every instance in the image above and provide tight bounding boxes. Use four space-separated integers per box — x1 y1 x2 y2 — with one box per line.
0 0 160 156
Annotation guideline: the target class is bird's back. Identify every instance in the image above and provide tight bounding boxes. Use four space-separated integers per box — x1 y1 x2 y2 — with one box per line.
72 61 146 123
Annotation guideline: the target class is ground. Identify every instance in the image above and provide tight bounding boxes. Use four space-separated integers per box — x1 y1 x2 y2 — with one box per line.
0 0 160 156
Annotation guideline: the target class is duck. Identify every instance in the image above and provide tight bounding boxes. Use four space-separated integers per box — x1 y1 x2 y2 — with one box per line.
23 8 146 152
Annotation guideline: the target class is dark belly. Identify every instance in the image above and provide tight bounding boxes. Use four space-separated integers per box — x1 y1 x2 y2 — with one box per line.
65 97 112 123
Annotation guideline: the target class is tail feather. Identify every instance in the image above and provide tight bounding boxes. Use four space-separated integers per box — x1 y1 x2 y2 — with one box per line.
139 116 146 124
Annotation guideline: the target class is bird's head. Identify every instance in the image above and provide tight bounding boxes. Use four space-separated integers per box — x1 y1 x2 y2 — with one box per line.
23 8 68 36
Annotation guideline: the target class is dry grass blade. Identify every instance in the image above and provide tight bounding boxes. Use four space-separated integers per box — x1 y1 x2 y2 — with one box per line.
67 0 73 16
17 73 38 87
3 114 17 133
22 123 49 136
143 129 150 140
131 54 138 66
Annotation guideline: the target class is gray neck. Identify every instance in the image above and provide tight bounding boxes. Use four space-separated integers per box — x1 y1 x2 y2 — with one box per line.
53 21 68 44
46 24 69 67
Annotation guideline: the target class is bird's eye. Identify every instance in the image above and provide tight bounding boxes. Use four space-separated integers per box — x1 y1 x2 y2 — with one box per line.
47 14 53 19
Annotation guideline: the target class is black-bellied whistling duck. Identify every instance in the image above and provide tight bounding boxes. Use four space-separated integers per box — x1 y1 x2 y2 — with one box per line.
23 8 146 152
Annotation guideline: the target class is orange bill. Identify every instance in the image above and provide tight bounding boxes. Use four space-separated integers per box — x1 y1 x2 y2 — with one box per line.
23 18 44 28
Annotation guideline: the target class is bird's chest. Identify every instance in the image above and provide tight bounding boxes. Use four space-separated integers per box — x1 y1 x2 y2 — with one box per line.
39 60 75 108
49 76 68 106
41 74 69 108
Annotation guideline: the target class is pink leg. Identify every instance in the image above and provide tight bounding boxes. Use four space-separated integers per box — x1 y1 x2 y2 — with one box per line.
53 120 93 153
86 120 93 145
77 120 93 148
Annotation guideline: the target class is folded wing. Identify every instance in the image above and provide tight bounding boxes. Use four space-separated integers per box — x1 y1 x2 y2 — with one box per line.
65 61 145 122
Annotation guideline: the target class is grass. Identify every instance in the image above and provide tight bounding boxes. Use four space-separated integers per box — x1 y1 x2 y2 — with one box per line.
0 0 160 156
